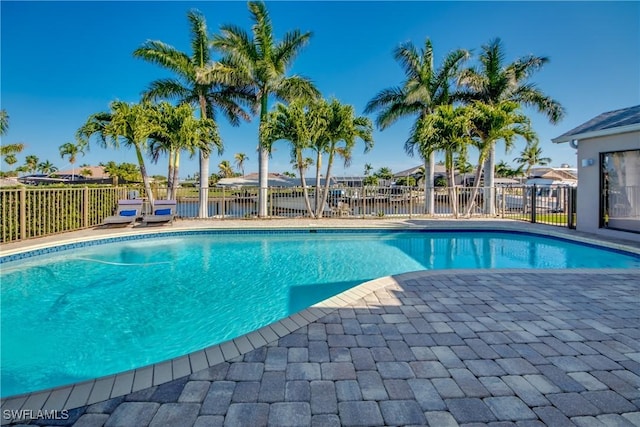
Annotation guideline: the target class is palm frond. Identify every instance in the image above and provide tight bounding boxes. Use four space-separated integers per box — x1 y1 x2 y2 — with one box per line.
133 41 193 80
249 1 274 62
141 79 191 103
513 84 565 123
187 9 210 67
273 75 320 103
273 30 312 73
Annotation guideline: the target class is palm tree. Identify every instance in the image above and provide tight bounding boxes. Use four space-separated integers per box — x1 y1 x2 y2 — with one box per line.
218 160 235 178
147 102 221 199
24 155 39 174
314 98 373 218
262 99 322 217
213 1 319 217
495 160 524 179
459 38 564 214
414 104 474 217
463 101 537 216
3 154 17 168
364 163 373 176
59 141 85 181
375 167 394 181
234 152 248 176
365 38 469 214
100 161 141 183
78 101 161 206
1 143 24 168
134 10 251 218
37 160 58 175
514 140 552 177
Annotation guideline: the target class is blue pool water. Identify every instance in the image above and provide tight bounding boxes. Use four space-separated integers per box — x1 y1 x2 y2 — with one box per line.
1 230 639 397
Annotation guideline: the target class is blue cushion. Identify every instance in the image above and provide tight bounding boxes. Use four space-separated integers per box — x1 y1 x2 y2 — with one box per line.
119 210 137 216
154 208 171 215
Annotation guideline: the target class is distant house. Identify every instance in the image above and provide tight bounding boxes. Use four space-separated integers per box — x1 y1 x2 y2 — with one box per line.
216 173 335 188
56 166 110 179
18 166 114 185
552 104 640 241
394 164 473 186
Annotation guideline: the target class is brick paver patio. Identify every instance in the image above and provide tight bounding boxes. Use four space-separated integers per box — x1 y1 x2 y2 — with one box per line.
4 269 638 426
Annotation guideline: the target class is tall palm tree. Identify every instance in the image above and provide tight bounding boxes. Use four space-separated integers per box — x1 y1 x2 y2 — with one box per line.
464 101 537 216
459 38 564 214
514 140 552 177
414 104 474 217
262 99 323 217
364 163 373 176
147 102 221 199
213 1 319 217
234 152 248 176
365 38 469 214
133 9 251 218
24 155 39 174
314 98 373 218
59 141 85 181
78 101 161 206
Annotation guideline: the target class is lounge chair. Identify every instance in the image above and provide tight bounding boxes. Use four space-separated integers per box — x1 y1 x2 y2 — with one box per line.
102 199 144 227
142 200 177 226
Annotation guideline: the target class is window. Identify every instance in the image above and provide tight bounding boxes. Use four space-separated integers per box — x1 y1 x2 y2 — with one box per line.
601 149 640 233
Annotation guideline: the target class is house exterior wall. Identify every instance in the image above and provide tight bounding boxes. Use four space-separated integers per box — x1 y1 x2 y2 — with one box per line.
576 130 640 242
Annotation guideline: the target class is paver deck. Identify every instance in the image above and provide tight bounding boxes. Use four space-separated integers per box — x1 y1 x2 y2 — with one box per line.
3 268 639 426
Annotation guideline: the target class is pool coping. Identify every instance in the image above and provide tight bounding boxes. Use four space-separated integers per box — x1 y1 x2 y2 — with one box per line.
1 220 640 416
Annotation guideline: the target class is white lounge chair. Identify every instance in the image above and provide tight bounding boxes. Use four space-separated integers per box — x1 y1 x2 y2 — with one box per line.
102 199 143 227
142 200 177 226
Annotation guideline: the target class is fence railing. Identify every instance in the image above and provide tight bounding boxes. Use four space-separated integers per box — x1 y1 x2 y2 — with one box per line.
0 184 577 243
1 186 128 243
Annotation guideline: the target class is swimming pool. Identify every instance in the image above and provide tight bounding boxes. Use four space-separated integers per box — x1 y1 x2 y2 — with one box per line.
2 229 639 397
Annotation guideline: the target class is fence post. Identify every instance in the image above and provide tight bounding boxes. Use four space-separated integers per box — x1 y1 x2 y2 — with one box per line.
19 187 26 241
362 185 366 219
222 187 226 219
530 184 537 223
409 188 413 219
568 187 576 229
83 187 89 228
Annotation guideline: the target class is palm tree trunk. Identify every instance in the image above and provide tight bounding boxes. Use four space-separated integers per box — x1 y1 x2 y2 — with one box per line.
424 153 435 215
464 144 490 217
483 146 496 215
172 151 181 201
297 151 315 218
317 145 336 219
314 150 323 217
198 95 209 218
167 150 175 200
258 94 269 218
135 146 155 211
446 151 458 218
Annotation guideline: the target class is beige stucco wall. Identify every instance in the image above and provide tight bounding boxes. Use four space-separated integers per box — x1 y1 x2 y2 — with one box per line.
575 130 640 242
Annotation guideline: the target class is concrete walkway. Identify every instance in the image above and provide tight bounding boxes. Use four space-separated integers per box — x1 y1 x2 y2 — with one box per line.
6 269 639 426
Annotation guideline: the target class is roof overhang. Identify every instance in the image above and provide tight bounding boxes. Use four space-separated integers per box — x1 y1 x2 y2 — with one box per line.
552 123 640 144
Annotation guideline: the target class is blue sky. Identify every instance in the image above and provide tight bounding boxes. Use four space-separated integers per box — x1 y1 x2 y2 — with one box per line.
2 1 639 178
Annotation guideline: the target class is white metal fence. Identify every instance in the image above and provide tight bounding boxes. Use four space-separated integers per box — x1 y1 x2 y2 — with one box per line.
0 184 576 243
